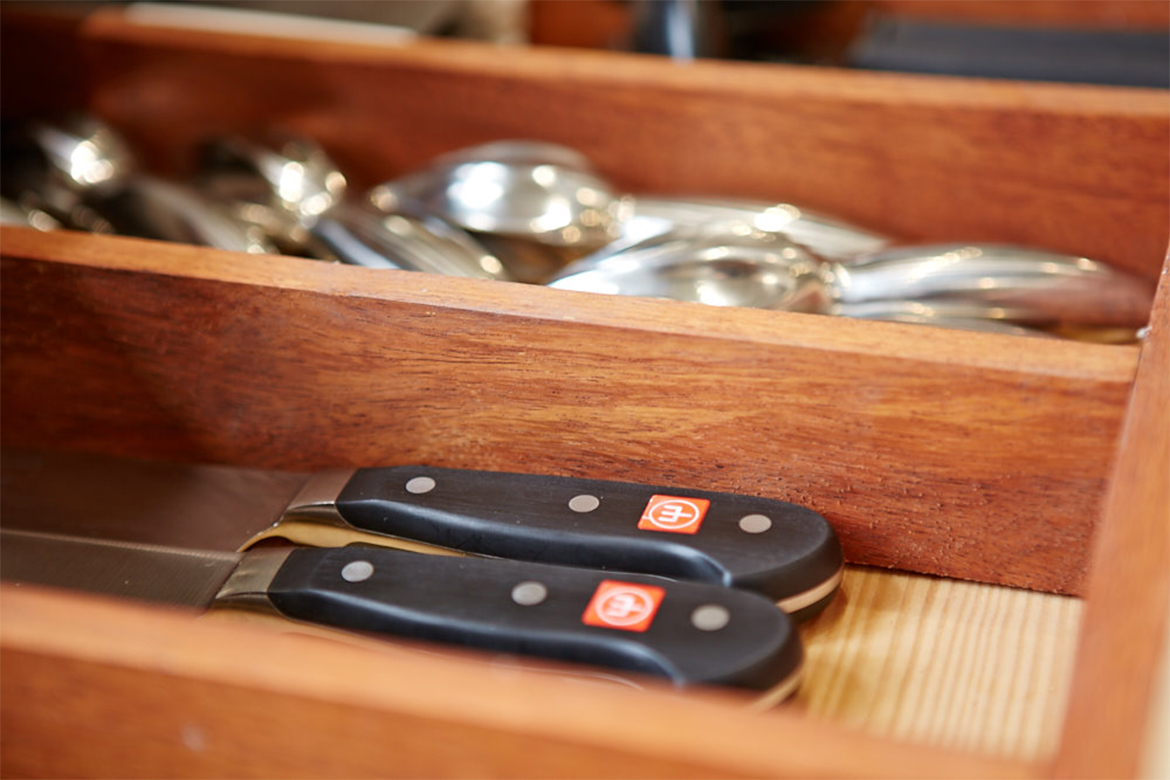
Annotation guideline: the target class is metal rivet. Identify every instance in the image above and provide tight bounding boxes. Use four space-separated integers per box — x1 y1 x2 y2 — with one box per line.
341 560 374 583
511 581 548 606
405 476 436 494
739 514 772 534
568 494 600 513
691 604 731 632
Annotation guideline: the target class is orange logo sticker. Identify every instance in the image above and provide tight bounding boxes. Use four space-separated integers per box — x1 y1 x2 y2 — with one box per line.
582 580 665 632
637 494 710 534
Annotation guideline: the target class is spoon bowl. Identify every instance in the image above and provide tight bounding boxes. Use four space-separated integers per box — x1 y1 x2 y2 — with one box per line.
550 227 1155 333
369 140 629 281
549 224 829 311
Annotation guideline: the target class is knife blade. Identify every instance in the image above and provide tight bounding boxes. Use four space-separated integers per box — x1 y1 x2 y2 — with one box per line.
0 449 843 618
0 527 803 696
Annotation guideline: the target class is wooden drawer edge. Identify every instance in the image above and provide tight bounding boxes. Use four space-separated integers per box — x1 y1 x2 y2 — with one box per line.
0 583 1040 779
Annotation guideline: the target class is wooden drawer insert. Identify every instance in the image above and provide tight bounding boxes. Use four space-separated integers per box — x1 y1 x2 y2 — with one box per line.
1 7 1166 778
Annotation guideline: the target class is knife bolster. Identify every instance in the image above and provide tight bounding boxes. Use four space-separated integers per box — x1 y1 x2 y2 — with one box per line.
282 469 356 523
213 548 292 612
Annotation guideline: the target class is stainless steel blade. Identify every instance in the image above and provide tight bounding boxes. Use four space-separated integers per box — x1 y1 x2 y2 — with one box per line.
1 449 310 550
1 528 242 607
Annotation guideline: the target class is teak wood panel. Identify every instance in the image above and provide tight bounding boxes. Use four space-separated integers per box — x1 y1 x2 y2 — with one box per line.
0 583 1039 780
870 0 1170 29
62 8 1170 283
0 228 1139 595
1052 258 1170 778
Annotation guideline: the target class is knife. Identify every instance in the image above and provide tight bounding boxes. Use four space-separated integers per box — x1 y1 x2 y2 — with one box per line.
1 450 843 619
0 527 802 698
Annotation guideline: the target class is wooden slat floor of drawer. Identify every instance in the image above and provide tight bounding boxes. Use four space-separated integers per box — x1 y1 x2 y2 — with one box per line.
795 567 1081 763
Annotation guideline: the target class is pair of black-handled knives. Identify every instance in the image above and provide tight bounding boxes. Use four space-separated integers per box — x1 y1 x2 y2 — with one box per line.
0 450 843 699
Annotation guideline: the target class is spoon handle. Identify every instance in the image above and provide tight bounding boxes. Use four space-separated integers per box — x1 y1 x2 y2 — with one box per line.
826 244 1154 327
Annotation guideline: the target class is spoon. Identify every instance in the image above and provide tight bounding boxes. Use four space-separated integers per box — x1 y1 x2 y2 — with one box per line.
369 140 629 282
826 300 1055 337
620 195 894 262
196 130 346 256
1 115 131 232
831 244 1154 327
92 177 278 254
548 226 1155 329
197 133 510 280
2 116 275 253
0 196 62 231
311 205 508 278
548 223 828 311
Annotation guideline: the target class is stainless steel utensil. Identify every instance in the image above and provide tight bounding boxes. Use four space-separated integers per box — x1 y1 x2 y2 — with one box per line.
549 226 1155 329
827 300 1056 337
621 195 893 262
1 115 132 231
550 223 828 311
93 177 279 253
196 130 347 254
312 205 508 278
831 243 1154 327
198 133 510 280
369 140 629 282
0 196 61 231
2 116 276 252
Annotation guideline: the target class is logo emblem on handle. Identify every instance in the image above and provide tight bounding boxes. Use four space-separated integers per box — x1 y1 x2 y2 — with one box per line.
582 580 665 632
637 494 710 534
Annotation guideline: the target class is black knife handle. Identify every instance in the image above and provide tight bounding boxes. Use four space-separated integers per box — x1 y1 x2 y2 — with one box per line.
334 466 842 617
264 546 802 691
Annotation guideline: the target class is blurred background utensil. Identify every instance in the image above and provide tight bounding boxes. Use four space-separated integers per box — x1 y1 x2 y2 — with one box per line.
197 133 510 280
0 195 61 231
830 244 1155 328
549 225 1155 330
548 223 829 311
369 140 630 282
621 194 892 262
1 118 1154 338
1 114 133 232
2 115 275 253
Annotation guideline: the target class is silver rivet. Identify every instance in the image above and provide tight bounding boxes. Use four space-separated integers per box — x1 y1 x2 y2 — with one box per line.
739 514 772 534
341 560 374 582
511 581 548 606
691 604 731 631
568 494 600 513
405 476 436 494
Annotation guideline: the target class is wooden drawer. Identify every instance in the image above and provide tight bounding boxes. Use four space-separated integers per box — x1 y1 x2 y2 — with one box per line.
1 6 1166 778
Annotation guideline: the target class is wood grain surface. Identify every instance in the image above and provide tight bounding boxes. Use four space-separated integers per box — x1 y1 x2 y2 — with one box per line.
0 10 1167 775
68 7 1170 281
1051 257 1170 778
0 228 1138 595
872 0 1170 29
799 567 1082 763
0 580 1042 779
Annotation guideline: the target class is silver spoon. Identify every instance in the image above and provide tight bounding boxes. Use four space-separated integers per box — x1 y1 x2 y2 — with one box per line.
1 115 131 231
91 177 278 254
198 133 510 280
832 244 1154 327
826 300 1056 337
548 224 828 311
2 116 274 253
548 226 1154 329
620 195 893 262
369 140 629 282
0 196 62 231
196 130 346 256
